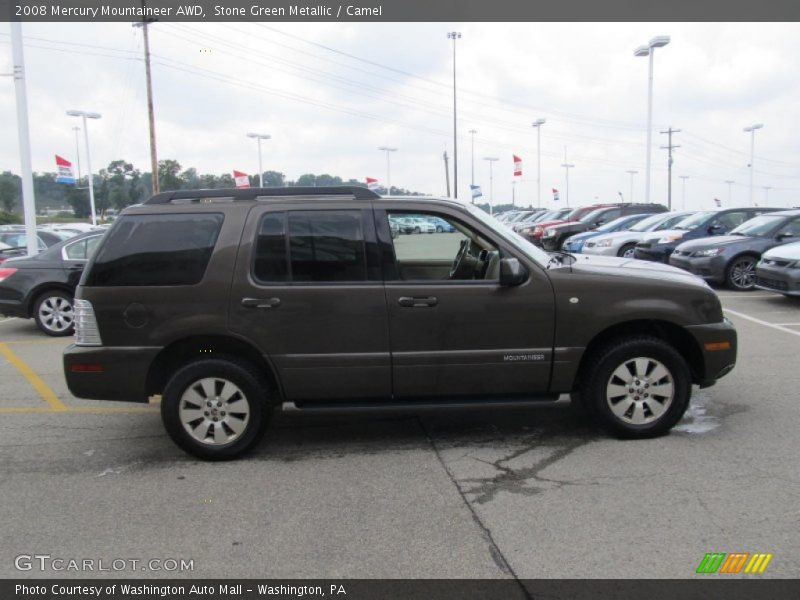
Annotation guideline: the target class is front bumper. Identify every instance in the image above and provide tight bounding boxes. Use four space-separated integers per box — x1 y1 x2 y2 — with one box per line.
668 254 726 284
685 319 738 387
63 344 160 403
634 243 674 263
562 239 585 253
581 243 617 256
754 264 800 296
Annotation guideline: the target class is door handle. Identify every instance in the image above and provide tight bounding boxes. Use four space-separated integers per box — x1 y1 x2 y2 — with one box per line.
67 265 84 271
241 297 281 309
398 296 438 308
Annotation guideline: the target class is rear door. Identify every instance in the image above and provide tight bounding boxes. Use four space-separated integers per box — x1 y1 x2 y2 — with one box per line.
61 234 103 288
229 201 391 402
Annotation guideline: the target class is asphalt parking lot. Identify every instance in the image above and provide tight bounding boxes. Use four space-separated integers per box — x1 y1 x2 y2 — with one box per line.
1 290 799 580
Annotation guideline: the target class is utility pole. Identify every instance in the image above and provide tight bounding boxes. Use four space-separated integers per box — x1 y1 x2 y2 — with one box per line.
378 146 397 193
532 119 546 209
443 151 450 198
679 175 689 210
561 148 575 208
626 170 638 203
468 128 477 200
483 157 498 215
72 126 83 184
133 4 159 195
511 180 516 206
447 32 461 199
724 180 735 206
660 127 681 210
763 185 771 205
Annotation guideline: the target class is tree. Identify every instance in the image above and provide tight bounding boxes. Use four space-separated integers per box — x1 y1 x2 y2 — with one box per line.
0 171 20 212
158 159 183 191
180 167 202 190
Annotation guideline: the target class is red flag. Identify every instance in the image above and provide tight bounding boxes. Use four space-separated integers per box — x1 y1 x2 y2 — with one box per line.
366 177 379 191
233 170 250 188
513 155 522 177
55 155 75 184
552 188 560 202
714 198 721 207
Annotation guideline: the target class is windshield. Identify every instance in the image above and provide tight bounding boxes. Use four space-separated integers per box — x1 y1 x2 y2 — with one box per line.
674 211 715 230
467 204 550 267
596 215 636 233
729 215 783 237
579 208 608 224
630 213 670 232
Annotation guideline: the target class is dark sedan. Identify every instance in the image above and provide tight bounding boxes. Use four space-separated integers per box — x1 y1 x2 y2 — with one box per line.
0 231 105 335
669 210 800 290
634 207 781 263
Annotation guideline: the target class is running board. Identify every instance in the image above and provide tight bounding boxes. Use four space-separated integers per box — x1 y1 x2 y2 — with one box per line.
282 395 560 415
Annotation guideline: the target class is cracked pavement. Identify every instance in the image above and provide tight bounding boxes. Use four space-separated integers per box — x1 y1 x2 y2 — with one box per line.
1 292 799 579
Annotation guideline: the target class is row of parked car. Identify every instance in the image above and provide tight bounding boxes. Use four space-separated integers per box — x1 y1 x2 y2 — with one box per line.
388 214 456 237
496 204 800 295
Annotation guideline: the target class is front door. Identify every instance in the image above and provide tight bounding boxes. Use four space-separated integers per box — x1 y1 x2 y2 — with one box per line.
378 207 556 399
229 202 391 402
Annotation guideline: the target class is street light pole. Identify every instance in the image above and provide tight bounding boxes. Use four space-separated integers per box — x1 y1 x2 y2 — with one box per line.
67 110 101 226
247 133 271 187
468 128 477 197
561 148 575 208
635 35 671 204
743 123 764 206
532 119 546 209
724 180 735 206
378 146 398 193
763 186 772 205
72 126 83 184
626 170 638 204
483 157 498 215
679 175 689 210
447 32 461 199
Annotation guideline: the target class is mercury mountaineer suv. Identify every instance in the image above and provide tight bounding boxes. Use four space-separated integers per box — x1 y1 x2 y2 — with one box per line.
64 187 737 460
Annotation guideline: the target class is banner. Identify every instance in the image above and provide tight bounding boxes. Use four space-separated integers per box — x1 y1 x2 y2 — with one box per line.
366 177 380 191
552 188 560 202
470 184 483 199
513 155 522 177
55 155 76 184
233 170 250 188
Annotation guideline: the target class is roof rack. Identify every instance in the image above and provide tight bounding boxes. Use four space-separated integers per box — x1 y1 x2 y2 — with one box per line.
143 186 380 205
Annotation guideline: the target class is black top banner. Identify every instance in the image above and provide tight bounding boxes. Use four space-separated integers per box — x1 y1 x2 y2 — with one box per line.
3 0 800 22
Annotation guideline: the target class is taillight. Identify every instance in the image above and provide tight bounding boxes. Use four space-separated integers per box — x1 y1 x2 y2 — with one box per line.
0 267 18 282
74 299 102 346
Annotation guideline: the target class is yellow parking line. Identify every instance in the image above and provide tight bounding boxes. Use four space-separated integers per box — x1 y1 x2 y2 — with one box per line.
0 342 69 411
0 406 157 414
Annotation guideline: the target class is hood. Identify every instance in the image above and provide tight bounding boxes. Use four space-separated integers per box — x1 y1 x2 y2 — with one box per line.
641 228 687 244
675 235 755 252
762 241 800 261
566 229 601 243
560 254 708 288
588 230 646 245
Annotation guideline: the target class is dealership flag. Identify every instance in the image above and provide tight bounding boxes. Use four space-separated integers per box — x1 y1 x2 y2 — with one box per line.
470 184 483 199
366 177 380 191
233 170 250 188
714 197 721 207
55 155 76 184
513 155 522 177
552 188 560 202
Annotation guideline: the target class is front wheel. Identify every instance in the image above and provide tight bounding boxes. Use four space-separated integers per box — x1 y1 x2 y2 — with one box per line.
161 358 272 460
578 337 691 438
618 243 636 258
726 255 757 290
414 226 421 234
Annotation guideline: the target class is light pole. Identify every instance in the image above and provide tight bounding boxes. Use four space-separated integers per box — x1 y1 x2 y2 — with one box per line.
743 123 764 206
724 180 735 206
483 157 498 215
447 31 461 199
378 146 398 193
247 133 271 188
679 175 689 210
626 170 638 203
634 35 671 204
561 149 575 207
511 180 516 206
468 128 477 198
67 110 101 226
763 185 772 205
532 119 546 208
72 126 83 184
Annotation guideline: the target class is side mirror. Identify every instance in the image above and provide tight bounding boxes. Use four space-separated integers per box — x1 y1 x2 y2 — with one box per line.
595 220 606 226
708 224 723 234
499 258 527 287
776 232 795 241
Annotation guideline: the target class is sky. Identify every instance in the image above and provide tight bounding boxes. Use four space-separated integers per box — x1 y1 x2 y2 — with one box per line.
1 21 799 211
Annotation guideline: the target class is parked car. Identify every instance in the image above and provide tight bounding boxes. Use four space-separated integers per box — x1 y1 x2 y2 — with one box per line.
543 203 668 251
522 204 616 246
393 216 436 234
513 207 572 235
64 186 736 460
669 210 800 290
755 242 800 297
583 211 696 258
0 231 105 335
634 208 781 263
0 230 67 250
561 214 651 253
425 216 457 233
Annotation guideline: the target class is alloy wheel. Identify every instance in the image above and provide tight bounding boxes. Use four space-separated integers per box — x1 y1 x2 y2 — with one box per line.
730 258 756 290
38 296 74 333
605 357 675 426
178 378 251 445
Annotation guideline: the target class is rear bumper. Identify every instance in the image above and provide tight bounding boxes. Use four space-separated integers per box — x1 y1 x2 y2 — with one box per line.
668 255 726 284
63 344 160 403
685 319 738 387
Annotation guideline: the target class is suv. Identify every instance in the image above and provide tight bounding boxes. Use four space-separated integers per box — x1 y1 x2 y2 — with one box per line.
64 187 737 460
541 203 668 252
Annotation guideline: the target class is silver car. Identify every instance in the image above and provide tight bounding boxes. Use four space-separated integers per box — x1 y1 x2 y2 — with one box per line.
755 241 800 297
582 211 694 258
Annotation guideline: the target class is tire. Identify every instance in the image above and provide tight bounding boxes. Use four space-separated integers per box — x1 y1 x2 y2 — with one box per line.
578 336 691 439
618 243 636 259
726 255 757 291
33 290 75 336
161 357 272 460
436 226 443 233
414 226 421 234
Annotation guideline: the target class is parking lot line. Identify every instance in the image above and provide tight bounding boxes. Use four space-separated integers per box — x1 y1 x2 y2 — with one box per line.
724 308 800 338
0 406 157 414
716 294 781 299
0 342 69 411
0 317 16 324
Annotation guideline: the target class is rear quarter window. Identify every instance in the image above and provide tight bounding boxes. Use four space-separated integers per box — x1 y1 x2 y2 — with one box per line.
85 213 223 286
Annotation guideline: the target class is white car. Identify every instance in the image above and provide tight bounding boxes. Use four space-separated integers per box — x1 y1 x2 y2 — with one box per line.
583 211 694 258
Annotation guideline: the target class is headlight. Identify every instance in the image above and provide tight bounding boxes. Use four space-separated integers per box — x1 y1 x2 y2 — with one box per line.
657 233 684 244
533 226 543 235
595 239 612 248
544 228 556 237
693 248 723 257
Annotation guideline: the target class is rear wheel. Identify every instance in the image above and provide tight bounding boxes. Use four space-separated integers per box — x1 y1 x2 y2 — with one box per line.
726 255 757 290
33 290 74 336
618 243 636 258
578 336 691 438
161 357 272 460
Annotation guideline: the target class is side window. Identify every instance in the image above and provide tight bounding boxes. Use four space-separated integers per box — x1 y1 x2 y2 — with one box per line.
253 210 367 283
597 208 621 224
85 235 102 257
85 213 223 287
387 212 499 281
64 238 88 260
785 218 800 237
717 211 748 231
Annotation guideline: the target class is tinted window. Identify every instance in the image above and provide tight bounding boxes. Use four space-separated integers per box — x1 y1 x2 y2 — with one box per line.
86 213 223 286
716 211 748 231
253 212 289 282
64 235 102 260
289 211 366 282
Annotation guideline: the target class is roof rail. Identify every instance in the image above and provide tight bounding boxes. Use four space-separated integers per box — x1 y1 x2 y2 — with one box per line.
143 186 380 205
